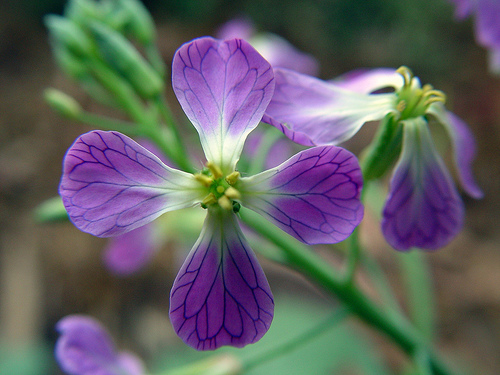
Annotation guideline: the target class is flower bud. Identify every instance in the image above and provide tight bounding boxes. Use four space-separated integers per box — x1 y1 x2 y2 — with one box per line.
66 0 103 26
44 15 93 58
44 88 82 120
117 0 156 45
89 21 163 98
51 44 88 80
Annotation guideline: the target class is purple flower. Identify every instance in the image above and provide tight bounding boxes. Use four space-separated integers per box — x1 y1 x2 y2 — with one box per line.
55 315 144 375
448 0 500 73
59 37 364 349
103 223 157 276
216 18 319 76
263 66 483 251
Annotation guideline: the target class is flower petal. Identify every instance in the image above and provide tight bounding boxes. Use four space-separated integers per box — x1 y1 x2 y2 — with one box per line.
103 223 157 276
172 37 275 173
240 146 364 244
169 210 274 350
474 0 500 48
333 68 403 94
448 0 474 19
55 315 144 375
262 68 396 146
427 104 483 198
382 118 464 251
59 130 203 237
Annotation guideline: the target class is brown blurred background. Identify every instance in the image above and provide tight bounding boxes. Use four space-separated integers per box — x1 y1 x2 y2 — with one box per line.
0 0 499 374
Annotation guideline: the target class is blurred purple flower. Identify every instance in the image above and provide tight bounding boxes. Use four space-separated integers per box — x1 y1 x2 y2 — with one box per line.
217 17 319 76
448 0 500 73
263 67 483 251
59 37 364 349
55 315 144 375
103 223 157 276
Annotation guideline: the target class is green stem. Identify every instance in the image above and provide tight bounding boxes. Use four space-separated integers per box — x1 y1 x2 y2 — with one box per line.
242 306 351 372
397 250 435 342
342 226 361 285
152 94 193 172
239 208 459 375
246 126 285 176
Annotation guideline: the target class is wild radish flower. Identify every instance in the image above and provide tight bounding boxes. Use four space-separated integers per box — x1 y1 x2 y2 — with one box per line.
264 66 483 251
59 37 364 349
448 0 500 74
55 315 145 375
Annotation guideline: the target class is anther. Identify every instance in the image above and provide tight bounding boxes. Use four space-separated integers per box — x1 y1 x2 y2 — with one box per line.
396 66 414 87
194 173 213 187
206 161 223 179
396 100 406 112
201 193 217 206
218 195 232 210
225 171 240 185
224 186 241 200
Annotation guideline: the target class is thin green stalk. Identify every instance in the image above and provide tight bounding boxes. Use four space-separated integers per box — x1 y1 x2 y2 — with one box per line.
397 250 436 342
342 226 361 285
239 208 459 375
242 306 351 372
152 94 193 172
246 127 285 176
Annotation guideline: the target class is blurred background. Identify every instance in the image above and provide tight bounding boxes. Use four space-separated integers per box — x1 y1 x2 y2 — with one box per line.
0 0 499 374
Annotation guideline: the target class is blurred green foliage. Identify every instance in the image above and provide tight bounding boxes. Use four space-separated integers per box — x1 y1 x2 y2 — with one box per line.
10 0 475 82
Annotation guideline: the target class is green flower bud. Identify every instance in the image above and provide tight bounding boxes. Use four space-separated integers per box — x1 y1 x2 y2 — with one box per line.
51 44 88 80
65 0 103 26
44 88 82 120
44 15 93 58
117 0 156 45
89 21 163 99
34 196 69 223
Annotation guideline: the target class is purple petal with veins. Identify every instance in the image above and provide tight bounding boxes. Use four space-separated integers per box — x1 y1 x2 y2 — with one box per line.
55 315 144 375
103 223 157 276
172 37 275 172
169 210 273 350
427 104 483 199
262 68 395 146
382 118 464 251
59 130 202 237
240 146 364 244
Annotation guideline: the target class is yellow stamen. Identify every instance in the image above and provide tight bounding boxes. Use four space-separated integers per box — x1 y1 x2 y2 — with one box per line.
396 66 413 87
396 100 406 113
194 173 213 187
206 161 223 179
225 171 240 185
218 195 232 210
224 186 241 200
202 193 217 206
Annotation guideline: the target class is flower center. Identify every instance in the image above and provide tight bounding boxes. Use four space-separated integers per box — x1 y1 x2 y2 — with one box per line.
194 162 241 213
395 66 446 121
